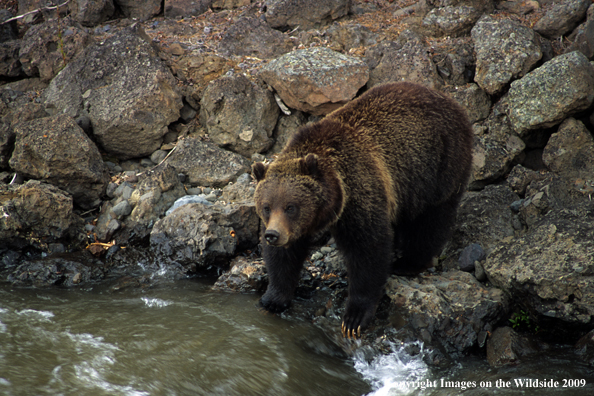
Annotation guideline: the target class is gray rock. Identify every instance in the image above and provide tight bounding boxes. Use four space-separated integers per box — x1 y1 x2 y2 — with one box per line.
421 4 486 38
365 31 441 89
166 194 212 216
566 19 594 60
19 17 90 82
217 17 294 59
0 10 18 43
326 23 378 52
471 15 542 95
150 149 169 165
167 138 250 188
458 243 486 272
8 254 105 287
485 204 594 324
503 51 594 137
212 256 267 293
533 0 590 39
164 0 213 18
264 0 350 30
260 47 368 115
0 41 22 79
200 74 279 157
150 202 259 270
43 25 183 160
506 164 546 197
73 0 116 26
0 181 83 248
114 182 134 200
111 200 132 217
221 173 255 203
386 270 509 355
116 0 162 20
431 38 475 86
9 114 110 209
486 326 539 368
542 118 594 180
443 84 491 124
575 329 594 366
474 260 487 281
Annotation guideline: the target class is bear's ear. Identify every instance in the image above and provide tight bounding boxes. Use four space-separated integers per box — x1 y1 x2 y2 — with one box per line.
300 153 319 178
252 162 268 182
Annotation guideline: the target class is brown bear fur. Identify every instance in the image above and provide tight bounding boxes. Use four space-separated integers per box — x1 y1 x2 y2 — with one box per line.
252 82 473 337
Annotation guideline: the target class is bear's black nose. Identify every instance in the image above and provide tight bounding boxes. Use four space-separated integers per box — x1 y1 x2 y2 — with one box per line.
264 230 280 244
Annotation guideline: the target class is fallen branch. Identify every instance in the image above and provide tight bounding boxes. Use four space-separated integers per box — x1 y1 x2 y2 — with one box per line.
0 0 70 25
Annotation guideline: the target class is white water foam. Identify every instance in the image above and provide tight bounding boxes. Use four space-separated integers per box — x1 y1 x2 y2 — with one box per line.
141 297 173 308
353 342 430 396
16 309 55 321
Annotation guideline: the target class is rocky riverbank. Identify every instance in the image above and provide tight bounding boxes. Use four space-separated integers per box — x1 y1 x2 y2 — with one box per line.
1 0 594 368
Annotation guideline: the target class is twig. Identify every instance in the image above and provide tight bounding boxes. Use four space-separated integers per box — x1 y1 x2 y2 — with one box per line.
0 0 70 25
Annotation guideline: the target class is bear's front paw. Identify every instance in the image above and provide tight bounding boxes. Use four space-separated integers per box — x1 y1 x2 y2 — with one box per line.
342 300 376 339
259 292 291 314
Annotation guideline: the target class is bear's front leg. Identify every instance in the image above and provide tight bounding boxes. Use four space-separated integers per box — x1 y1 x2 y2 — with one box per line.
334 216 393 338
260 237 311 313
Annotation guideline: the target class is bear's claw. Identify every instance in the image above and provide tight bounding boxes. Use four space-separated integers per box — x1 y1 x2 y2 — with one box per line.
341 322 361 339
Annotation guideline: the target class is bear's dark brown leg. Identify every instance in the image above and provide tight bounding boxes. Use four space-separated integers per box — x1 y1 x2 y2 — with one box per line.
260 236 311 313
333 212 393 338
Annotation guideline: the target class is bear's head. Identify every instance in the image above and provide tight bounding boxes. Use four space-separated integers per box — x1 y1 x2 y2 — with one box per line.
252 153 343 247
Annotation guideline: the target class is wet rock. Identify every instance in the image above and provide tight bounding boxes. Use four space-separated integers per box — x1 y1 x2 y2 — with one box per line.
217 17 294 59
72 0 116 26
542 118 594 180
264 0 350 30
166 194 212 216
486 326 539 367
471 15 542 95
150 202 259 271
484 204 594 325
365 31 441 89
0 181 83 248
326 23 378 52
533 0 590 39
386 270 509 355
9 114 110 209
166 138 251 187
43 25 183 160
575 329 594 366
212 256 267 293
502 51 594 138
117 0 162 20
260 47 368 115
19 17 90 82
470 106 526 189
443 84 491 124
164 0 213 18
199 74 279 157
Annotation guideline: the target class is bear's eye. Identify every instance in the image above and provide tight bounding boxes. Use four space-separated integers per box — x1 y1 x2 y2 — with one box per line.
262 205 271 216
285 204 297 215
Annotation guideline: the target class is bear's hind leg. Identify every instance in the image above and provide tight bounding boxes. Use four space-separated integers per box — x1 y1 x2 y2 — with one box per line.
393 197 460 275
260 236 311 313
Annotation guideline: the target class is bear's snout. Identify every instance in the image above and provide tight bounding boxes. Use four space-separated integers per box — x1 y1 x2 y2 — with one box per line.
264 229 280 245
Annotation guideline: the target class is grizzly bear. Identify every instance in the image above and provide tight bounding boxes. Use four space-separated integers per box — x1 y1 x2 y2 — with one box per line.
252 82 473 338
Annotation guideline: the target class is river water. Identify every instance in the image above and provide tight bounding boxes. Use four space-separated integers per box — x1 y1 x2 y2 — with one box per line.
1 278 593 396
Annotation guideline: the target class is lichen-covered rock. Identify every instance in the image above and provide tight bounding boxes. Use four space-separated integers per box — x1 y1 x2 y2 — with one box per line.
167 138 251 187
264 0 350 30
164 0 213 18
43 25 183 160
199 74 279 157
471 15 542 95
484 204 594 325
486 326 539 368
217 17 294 59
326 23 378 52
503 51 594 137
18 17 90 82
422 4 485 37
533 0 591 39
443 83 491 124
260 47 368 115
116 0 162 20
72 0 116 26
542 118 594 180
9 114 110 209
365 31 441 89
0 40 22 79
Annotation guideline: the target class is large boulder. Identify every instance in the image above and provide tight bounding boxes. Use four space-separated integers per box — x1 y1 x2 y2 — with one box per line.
199 74 279 157
217 17 294 59
533 0 591 39
260 47 368 115
471 15 542 95
43 25 183 160
71 0 116 26
421 1 492 38
502 51 594 138
115 0 162 20
9 114 110 209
